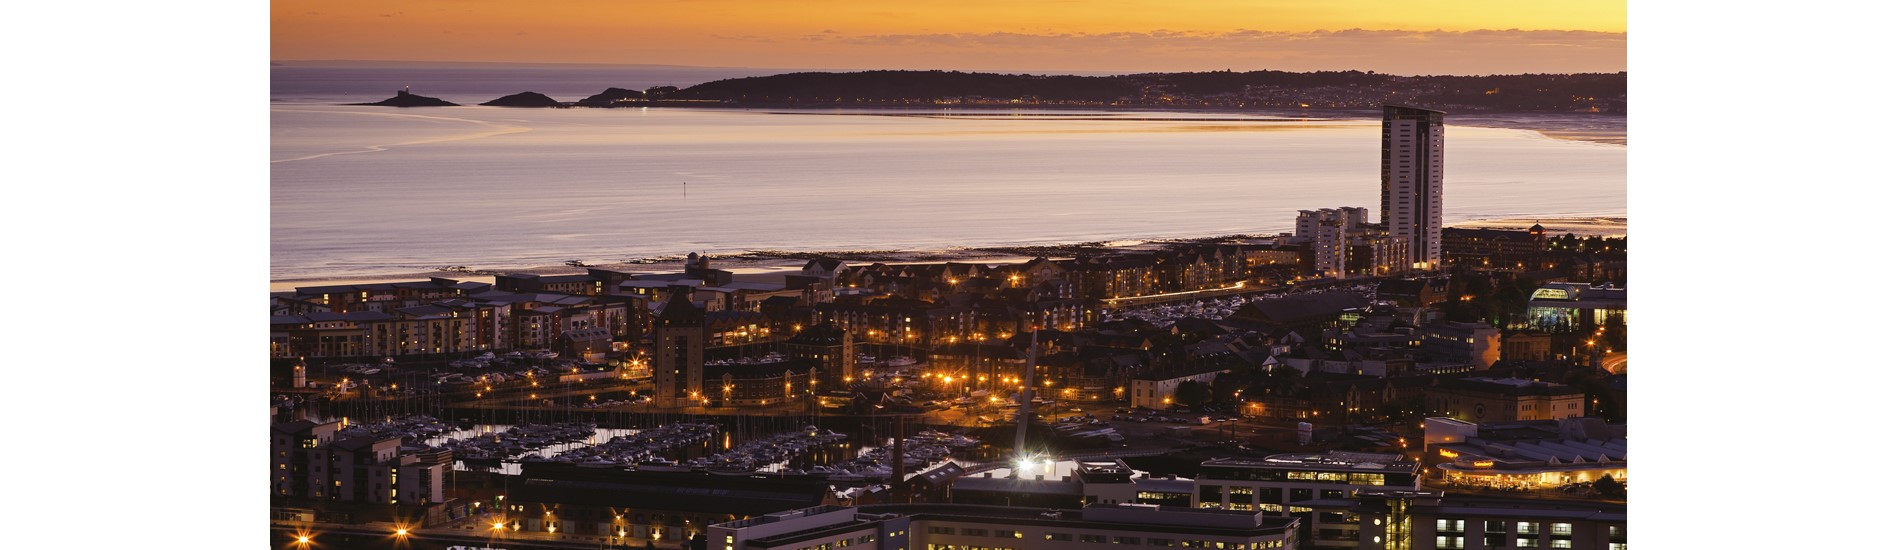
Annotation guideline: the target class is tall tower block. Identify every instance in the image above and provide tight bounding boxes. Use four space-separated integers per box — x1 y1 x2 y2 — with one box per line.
1381 105 1445 270
654 288 705 408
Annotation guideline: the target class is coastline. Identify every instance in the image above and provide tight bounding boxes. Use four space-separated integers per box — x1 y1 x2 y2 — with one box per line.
269 216 1626 292
271 101 1626 146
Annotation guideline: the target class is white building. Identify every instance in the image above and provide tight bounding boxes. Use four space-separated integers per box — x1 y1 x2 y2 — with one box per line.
1294 207 1411 278
1381 105 1444 270
1130 367 1228 410
1297 207 1365 278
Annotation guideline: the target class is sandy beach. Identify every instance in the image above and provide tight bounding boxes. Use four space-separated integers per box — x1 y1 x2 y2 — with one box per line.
1448 217 1627 238
269 216 1626 292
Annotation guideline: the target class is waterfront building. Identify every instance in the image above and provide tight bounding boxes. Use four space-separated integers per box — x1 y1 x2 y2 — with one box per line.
1441 226 1546 267
654 289 707 407
281 277 492 314
709 358 821 407
269 420 448 506
784 322 857 389
1381 105 1445 270
1129 365 1228 410
495 268 636 295
271 419 339 498
708 503 1300 550
270 286 639 359
1294 207 1411 278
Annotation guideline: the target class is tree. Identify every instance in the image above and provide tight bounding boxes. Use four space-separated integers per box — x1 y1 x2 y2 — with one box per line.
1173 380 1213 409
1592 476 1626 499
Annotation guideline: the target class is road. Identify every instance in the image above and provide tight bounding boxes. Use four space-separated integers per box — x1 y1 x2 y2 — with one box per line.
1601 352 1627 374
275 520 667 550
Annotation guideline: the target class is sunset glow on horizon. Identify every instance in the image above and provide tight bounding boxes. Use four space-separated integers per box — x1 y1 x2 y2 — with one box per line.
272 0 1626 75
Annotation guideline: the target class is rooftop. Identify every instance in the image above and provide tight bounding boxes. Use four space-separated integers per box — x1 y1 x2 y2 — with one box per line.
1204 451 1418 474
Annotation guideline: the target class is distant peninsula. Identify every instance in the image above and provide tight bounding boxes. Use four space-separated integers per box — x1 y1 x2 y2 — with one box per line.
353 69 1627 113
480 91 564 107
354 89 458 107
654 70 1625 113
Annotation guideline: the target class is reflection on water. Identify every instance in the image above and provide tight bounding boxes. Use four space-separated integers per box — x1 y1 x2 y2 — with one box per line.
272 106 1624 280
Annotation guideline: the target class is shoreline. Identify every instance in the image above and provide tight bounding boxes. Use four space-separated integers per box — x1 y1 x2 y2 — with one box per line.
269 216 1626 292
271 102 1626 146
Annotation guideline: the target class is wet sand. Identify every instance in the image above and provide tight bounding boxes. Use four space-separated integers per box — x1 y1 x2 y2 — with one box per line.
269 217 1626 292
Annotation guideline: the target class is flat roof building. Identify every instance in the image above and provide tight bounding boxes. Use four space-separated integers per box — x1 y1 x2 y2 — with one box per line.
1197 451 1421 549
1424 417 1628 492
1339 490 1626 550
710 503 1300 550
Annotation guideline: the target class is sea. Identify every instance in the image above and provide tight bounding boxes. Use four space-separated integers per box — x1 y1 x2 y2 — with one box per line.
270 64 1626 282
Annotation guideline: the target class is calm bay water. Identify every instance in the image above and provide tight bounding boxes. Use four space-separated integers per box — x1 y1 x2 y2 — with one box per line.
270 67 1625 281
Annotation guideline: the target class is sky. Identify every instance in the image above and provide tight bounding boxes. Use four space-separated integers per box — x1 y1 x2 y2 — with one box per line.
270 0 1626 75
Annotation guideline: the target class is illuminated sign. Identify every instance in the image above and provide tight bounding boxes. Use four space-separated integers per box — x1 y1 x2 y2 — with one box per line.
1438 449 1460 458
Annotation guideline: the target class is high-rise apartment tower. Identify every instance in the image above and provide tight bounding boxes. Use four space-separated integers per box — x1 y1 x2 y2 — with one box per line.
1381 105 1445 270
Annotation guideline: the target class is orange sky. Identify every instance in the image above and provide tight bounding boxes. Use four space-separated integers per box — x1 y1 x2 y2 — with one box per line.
271 0 1625 74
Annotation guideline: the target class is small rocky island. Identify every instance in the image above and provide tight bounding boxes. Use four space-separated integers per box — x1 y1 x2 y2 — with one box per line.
480 91 565 107
354 89 458 107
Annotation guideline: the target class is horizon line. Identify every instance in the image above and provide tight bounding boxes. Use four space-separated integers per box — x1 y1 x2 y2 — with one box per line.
271 60 1625 79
